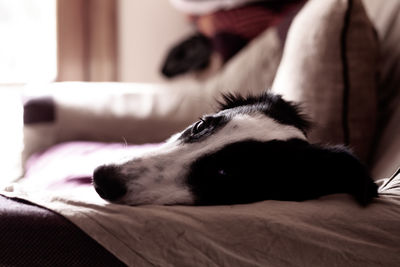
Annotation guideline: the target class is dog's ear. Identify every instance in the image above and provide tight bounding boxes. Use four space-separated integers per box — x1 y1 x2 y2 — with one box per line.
188 139 378 205
281 140 378 206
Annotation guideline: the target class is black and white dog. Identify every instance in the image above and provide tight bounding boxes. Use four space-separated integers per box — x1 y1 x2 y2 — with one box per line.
93 93 378 206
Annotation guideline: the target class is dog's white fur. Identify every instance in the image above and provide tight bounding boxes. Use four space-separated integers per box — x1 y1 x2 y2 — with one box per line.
110 112 306 205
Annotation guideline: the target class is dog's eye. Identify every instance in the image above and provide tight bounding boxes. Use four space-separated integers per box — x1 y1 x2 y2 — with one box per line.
192 119 207 135
179 115 225 143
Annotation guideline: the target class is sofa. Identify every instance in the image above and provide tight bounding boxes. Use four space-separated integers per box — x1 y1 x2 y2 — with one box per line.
1 0 400 266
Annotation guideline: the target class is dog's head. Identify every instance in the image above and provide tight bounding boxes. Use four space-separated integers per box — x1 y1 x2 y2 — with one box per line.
93 93 377 206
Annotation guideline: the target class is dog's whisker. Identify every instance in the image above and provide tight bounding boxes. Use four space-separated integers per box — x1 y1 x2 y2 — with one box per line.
121 136 128 148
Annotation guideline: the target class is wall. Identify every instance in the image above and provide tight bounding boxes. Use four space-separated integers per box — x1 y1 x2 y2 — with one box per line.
118 0 194 83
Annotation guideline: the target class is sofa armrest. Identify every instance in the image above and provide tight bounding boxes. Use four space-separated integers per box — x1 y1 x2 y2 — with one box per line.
22 82 212 164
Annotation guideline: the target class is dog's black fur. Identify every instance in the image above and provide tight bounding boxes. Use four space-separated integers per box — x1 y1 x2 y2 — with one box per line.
219 93 311 134
188 139 378 206
187 93 378 206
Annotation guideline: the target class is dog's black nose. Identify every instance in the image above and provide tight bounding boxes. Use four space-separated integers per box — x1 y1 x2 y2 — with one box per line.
92 165 127 201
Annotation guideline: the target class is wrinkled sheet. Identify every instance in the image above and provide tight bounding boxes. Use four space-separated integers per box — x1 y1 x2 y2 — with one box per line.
0 195 125 266
2 179 400 266
2 142 400 266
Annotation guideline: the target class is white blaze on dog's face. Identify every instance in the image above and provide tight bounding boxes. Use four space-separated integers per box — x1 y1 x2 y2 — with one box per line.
92 93 312 205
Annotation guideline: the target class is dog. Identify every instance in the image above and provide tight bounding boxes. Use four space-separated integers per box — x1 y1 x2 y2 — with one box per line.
92 92 378 206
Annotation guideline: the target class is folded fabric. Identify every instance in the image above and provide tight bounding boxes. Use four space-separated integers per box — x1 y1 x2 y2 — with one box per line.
193 2 304 40
3 174 400 266
162 1 305 77
198 1 305 62
169 0 264 15
211 32 248 62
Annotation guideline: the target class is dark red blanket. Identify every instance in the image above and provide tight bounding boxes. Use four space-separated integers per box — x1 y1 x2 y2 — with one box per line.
0 196 125 266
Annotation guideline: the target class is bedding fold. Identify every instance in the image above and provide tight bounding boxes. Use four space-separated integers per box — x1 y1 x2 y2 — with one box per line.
2 177 400 267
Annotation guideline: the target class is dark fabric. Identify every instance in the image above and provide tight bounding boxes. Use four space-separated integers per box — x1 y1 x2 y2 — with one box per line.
193 2 294 39
0 195 126 267
161 33 212 78
193 1 305 39
202 1 306 60
161 0 306 77
275 0 306 44
23 96 55 125
212 32 248 62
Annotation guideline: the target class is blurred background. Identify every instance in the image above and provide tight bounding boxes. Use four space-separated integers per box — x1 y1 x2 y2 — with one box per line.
0 0 194 84
0 0 305 185
0 0 195 184
9 0 397 185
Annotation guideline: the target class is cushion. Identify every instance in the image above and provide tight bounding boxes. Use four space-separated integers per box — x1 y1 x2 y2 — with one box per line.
363 0 400 130
169 0 262 15
370 101 400 179
362 0 400 178
272 0 378 163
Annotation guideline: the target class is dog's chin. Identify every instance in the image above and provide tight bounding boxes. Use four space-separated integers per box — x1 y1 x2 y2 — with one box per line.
108 197 195 206
102 186 196 206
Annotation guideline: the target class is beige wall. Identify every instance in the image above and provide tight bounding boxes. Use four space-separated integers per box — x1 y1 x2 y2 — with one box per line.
118 0 194 83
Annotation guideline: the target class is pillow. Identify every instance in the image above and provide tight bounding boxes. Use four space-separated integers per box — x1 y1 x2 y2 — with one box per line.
272 0 378 163
370 100 400 179
363 0 400 178
363 0 400 130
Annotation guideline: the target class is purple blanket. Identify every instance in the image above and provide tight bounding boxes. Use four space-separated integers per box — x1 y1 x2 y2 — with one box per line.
0 195 125 266
23 141 159 190
1 141 159 266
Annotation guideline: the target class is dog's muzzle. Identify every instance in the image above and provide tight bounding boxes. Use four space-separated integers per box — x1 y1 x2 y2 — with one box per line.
92 165 127 201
